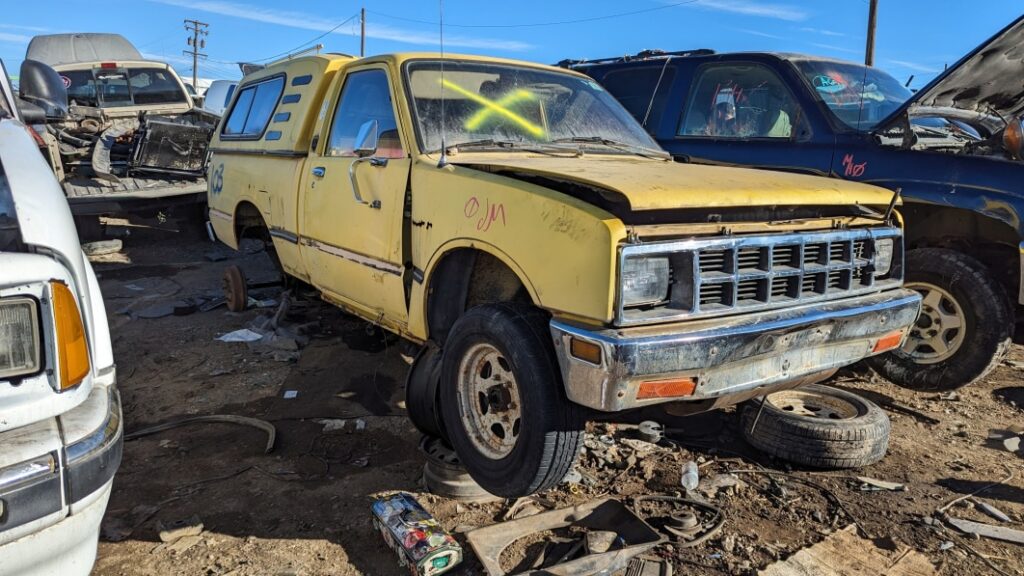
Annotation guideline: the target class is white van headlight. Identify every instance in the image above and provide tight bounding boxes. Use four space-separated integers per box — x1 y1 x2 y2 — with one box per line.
0 297 41 379
621 256 670 307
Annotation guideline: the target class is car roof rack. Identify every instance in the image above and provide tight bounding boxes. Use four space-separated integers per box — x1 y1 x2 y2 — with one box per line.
557 48 714 69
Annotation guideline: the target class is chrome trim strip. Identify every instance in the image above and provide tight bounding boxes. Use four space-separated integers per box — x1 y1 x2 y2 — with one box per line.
301 237 403 276
616 226 903 326
207 147 307 158
65 388 122 504
209 208 232 222
0 454 55 492
269 228 299 244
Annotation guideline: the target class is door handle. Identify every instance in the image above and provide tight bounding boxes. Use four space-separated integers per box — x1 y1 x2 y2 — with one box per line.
312 166 326 177
348 156 388 209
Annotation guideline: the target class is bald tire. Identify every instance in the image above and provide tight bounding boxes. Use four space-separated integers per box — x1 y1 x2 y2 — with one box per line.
439 303 583 497
740 385 890 469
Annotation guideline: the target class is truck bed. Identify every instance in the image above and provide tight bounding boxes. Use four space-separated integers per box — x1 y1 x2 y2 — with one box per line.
63 176 206 215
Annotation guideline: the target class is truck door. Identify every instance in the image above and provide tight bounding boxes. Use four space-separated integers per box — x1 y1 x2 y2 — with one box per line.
299 66 410 328
661 61 834 176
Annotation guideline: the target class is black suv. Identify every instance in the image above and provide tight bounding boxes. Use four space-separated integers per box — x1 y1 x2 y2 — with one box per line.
567 16 1024 391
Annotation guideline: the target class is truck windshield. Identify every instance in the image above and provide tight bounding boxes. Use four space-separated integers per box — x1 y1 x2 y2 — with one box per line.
794 60 912 132
405 60 664 155
62 67 189 108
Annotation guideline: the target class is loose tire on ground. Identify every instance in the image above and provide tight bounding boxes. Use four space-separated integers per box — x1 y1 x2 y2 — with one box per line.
439 303 583 497
869 248 1013 391
223 265 248 312
740 384 890 469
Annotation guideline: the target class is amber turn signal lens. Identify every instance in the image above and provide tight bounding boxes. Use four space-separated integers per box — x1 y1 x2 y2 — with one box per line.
637 377 697 400
872 329 905 354
569 337 602 365
1003 118 1024 160
51 282 89 390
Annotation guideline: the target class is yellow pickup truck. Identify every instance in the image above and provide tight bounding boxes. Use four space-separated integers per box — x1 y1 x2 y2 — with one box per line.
206 52 921 497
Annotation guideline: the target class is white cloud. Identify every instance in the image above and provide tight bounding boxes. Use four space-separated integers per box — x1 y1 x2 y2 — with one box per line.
0 32 31 44
148 0 531 51
0 24 48 33
734 28 784 40
811 42 861 55
886 59 941 74
692 0 807 21
799 27 845 37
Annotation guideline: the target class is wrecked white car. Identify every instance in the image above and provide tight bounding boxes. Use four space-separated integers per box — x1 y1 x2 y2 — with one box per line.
0 59 122 576
22 33 215 226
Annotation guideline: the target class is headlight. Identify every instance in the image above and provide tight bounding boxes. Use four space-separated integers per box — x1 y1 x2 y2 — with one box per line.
0 297 41 379
874 239 894 275
621 256 670 307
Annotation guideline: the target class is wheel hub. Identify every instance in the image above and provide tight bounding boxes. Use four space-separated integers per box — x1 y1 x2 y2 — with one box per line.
766 389 859 420
901 282 965 364
457 343 522 460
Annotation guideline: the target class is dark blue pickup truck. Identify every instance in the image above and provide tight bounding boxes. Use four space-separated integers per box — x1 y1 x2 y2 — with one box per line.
568 16 1024 391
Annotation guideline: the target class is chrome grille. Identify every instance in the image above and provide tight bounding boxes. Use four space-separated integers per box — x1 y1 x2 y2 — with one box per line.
617 226 903 326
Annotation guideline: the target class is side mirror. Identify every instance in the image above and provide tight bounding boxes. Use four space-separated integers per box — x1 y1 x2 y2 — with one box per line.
353 119 379 157
19 60 67 121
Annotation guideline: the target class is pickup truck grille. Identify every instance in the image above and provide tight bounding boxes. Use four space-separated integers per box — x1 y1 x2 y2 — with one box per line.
617 227 903 326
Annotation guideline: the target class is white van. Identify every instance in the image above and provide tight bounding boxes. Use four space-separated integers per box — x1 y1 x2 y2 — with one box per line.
0 60 122 576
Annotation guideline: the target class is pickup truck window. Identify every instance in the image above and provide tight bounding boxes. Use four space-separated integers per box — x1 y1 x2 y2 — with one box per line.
327 69 404 158
679 63 799 139
63 67 188 108
599 65 676 127
406 60 659 154
222 76 285 138
794 60 911 131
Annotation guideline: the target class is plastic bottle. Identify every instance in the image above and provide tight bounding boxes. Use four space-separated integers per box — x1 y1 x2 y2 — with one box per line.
681 460 699 491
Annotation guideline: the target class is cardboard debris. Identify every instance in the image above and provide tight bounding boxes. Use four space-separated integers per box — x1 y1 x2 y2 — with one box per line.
758 526 936 576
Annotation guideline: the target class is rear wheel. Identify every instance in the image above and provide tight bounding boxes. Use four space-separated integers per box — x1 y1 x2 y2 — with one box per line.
439 304 582 497
869 248 1013 391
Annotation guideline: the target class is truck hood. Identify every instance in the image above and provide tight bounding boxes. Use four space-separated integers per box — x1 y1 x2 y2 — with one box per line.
450 154 895 211
881 15 1024 127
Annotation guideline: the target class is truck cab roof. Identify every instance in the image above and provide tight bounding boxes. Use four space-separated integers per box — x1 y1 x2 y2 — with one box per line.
26 33 143 67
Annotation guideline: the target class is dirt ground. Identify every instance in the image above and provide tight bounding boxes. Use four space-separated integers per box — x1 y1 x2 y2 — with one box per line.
90 222 1024 576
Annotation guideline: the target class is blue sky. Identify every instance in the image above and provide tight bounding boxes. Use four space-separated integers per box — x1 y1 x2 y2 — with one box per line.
1 1 1020 88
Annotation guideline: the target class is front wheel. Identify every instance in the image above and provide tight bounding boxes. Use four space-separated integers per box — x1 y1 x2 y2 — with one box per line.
439 303 583 497
869 248 1013 391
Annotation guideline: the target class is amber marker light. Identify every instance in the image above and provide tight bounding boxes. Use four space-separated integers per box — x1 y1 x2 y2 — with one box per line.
872 329 906 354
51 282 90 390
569 337 602 365
637 377 697 400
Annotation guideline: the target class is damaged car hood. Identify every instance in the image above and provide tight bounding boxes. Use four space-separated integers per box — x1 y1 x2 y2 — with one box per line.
882 15 1024 126
449 154 895 211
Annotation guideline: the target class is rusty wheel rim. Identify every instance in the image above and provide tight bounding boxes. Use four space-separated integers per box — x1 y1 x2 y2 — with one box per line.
456 343 522 460
765 389 859 420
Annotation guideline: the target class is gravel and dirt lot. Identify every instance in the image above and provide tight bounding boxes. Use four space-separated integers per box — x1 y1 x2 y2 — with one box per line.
91 222 1024 576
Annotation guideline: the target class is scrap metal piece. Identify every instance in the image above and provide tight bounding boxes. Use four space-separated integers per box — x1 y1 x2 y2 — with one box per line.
945 516 1024 545
465 498 663 576
125 415 276 453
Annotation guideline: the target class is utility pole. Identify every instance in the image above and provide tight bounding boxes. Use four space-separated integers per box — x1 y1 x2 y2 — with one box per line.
864 0 878 66
183 19 209 90
360 7 366 57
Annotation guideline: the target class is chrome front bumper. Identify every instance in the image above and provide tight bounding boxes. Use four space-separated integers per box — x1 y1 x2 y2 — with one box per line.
550 289 922 412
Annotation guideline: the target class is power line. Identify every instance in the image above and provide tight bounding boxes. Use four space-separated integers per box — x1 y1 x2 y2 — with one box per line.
252 13 359 63
367 0 699 29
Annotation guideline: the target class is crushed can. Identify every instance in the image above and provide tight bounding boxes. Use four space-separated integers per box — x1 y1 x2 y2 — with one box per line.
371 493 462 576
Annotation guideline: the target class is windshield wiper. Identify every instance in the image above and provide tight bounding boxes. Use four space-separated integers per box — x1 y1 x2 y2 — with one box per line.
445 139 582 158
549 136 668 159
